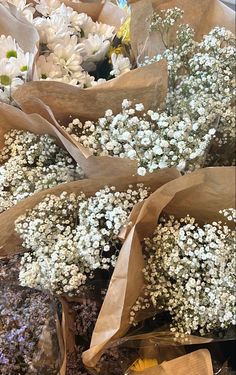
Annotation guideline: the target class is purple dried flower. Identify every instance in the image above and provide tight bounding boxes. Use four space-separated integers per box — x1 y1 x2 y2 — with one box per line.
0 283 60 374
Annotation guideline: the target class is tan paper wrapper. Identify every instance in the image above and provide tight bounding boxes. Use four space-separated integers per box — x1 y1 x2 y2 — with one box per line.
63 0 127 30
0 2 39 53
133 349 213 375
13 59 168 122
0 168 180 257
59 298 76 375
12 60 168 179
82 166 236 367
129 0 235 62
0 101 95 171
0 98 163 178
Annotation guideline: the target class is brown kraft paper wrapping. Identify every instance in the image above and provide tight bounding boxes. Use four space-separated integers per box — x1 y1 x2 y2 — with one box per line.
0 100 142 178
0 2 39 53
128 0 235 62
63 0 127 30
82 166 236 367
11 60 168 178
0 101 94 171
13 59 168 123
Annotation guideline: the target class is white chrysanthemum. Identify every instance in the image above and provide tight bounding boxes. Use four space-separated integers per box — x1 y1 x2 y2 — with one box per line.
35 0 61 16
78 34 110 71
0 36 32 98
79 34 110 58
0 59 22 87
51 35 83 72
110 53 131 77
36 54 63 80
0 35 19 60
92 22 115 40
33 15 68 48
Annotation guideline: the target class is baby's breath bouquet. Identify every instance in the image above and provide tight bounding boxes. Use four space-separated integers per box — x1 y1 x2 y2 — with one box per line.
82 167 236 370
0 129 83 212
0 103 85 213
15 184 150 295
142 7 235 167
65 98 216 175
0 168 179 283
130 209 236 337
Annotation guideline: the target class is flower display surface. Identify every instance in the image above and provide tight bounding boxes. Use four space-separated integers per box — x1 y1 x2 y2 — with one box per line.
15 184 149 295
130 210 236 337
0 129 83 212
0 1 235 374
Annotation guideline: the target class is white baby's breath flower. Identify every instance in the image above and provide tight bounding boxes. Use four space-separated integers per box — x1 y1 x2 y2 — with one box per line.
15 184 150 295
65 100 216 175
0 129 84 212
130 210 236 337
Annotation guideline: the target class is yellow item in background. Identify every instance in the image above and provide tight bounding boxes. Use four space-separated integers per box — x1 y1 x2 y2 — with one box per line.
108 45 124 58
117 16 131 44
129 358 159 372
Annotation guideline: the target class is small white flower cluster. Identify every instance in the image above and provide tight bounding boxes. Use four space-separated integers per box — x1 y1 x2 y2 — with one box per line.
142 8 236 167
66 99 216 176
0 35 33 103
130 210 236 337
15 184 150 295
0 129 84 212
149 7 184 40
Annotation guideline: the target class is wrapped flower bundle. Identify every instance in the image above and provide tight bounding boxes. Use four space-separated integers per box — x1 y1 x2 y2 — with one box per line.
15 6 235 173
15 183 150 295
65 98 216 175
130 209 236 337
0 0 130 101
0 168 179 373
139 7 235 167
82 167 236 369
0 102 86 213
